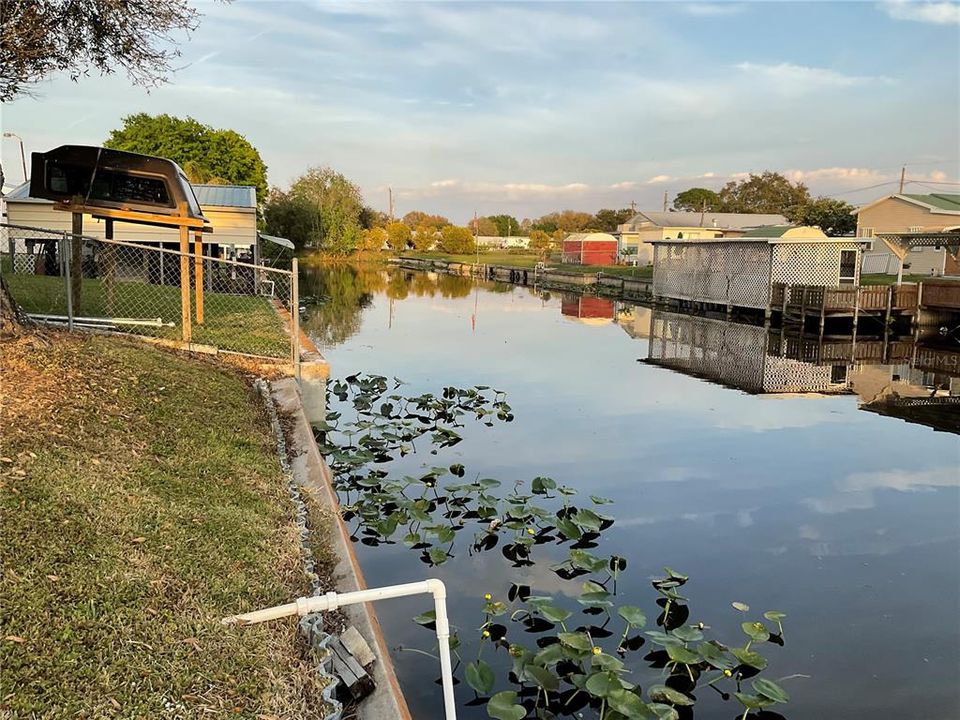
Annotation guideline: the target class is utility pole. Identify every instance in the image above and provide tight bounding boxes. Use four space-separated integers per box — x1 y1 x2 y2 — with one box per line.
630 199 637 213
663 191 668 212
699 199 706 228
388 187 394 221
898 166 905 194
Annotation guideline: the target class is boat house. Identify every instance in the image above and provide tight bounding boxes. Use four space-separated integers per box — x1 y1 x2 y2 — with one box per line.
650 226 864 312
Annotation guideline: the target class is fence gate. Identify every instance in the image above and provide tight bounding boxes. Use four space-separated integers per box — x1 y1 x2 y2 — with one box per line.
2 222 300 371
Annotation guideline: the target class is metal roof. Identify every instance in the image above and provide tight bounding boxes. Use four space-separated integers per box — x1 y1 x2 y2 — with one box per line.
258 232 295 250
193 185 256 208
623 211 787 230
3 181 256 209
901 193 960 212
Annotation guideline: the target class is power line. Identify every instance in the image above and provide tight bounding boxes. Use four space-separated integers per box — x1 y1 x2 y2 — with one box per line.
826 180 900 198
906 180 960 193
907 178 960 186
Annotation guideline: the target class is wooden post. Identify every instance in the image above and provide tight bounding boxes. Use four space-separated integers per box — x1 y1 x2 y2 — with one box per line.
71 211 83 314
104 218 116 316
193 229 204 325
179 223 192 344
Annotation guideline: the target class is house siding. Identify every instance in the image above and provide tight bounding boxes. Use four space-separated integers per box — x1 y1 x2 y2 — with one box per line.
4 201 257 250
857 196 959 276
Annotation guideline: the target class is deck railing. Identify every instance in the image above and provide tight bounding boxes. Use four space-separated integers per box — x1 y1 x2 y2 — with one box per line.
772 282 919 314
920 281 960 310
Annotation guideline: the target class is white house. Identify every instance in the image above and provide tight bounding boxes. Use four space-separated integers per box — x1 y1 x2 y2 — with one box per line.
3 182 259 259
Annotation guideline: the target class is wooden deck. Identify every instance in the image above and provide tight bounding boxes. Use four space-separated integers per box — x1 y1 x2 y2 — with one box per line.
771 283 919 318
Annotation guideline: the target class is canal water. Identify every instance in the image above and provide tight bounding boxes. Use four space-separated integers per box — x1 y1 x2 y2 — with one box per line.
301 264 960 720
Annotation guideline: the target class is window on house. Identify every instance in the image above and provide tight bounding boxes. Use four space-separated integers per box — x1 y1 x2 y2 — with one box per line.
839 249 857 285
858 227 874 238
909 226 922 232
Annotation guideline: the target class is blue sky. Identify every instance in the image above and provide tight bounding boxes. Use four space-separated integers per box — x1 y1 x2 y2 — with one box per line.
2 0 958 222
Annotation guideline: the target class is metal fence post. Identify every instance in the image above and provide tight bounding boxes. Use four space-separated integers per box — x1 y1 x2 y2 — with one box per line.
62 232 74 331
291 257 301 381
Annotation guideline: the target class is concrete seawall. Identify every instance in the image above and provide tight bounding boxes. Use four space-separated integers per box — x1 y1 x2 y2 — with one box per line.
393 256 654 302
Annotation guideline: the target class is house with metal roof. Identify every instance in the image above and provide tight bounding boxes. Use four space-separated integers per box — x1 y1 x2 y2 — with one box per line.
3 182 261 259
616 210 788 265
855 193 960 276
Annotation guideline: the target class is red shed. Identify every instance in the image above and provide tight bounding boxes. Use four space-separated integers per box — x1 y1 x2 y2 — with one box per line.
561 232 619 266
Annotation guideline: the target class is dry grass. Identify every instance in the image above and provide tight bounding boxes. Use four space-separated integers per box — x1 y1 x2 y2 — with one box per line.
0 332 330 718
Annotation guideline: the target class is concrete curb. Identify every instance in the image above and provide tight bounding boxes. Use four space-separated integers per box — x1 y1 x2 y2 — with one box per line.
271 378 412 720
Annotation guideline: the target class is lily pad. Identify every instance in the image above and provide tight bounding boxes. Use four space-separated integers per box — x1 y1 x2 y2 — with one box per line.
466 659 495 694
648 684 694 706
618 605 647 629
752 677 790 704
487 690 526 720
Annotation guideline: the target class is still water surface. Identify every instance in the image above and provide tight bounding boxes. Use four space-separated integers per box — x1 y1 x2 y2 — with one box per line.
301 265 959 720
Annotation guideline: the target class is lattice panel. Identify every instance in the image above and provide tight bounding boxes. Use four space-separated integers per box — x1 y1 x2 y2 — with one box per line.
647 311 767 392
647 310 851 394
770 243 862 286
652 242 771 309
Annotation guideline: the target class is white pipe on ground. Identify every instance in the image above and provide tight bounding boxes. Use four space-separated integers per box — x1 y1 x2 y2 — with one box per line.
222 579 456 720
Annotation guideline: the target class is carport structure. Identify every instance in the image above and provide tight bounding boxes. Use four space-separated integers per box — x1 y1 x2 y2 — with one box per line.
876 230 960 283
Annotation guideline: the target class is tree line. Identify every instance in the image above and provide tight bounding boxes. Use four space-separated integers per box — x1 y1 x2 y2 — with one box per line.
100 114 857 256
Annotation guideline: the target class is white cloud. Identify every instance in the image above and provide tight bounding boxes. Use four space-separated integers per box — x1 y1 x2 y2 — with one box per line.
881 1 960 24
610 181 637 190
682 3 746 16
735 62 893 93
646 175 673 184
804 466 959 514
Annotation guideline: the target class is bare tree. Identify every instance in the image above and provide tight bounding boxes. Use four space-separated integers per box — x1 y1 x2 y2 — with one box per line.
0 0 206 102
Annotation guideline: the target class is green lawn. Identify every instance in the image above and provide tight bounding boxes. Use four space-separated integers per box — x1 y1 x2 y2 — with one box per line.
398 251 653 279
3 271 289 358
860 273 947 286
0 333 330 718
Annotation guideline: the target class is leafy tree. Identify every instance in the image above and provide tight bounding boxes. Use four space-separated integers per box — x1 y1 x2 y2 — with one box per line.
262 189 314 251
385 221 412 251
471 217 498 236
718 172 810 215
592 208 634 232
788 197 857 236
528 229 556 257
360 206 390 230
411 225 437 251
533 210 595 233
263 166 363 254
673 188 722 212
0 1 203 101
358 226 388 253
488 214 520 237
437 225 476 254
104 114 268 201
402 211 448 230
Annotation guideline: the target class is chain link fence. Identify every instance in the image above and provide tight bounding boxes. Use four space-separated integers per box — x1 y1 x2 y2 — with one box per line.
2 222 300 367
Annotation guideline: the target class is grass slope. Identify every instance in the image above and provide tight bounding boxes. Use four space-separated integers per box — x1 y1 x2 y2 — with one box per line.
0 333 326 718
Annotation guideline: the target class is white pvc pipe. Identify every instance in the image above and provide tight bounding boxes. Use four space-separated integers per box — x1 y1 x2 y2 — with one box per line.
222 579 456 720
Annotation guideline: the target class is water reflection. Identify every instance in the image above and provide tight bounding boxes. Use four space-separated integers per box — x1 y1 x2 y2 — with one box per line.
640 308 960 434
302 264 960 720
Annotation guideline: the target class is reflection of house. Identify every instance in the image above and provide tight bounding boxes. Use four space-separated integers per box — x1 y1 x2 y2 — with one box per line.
855 193 960 276
561 232 619 266
617 211 787 265
645 309 850 394
615 304 652 339
651 226 864 311
561 295 615 324
4 182 259 257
